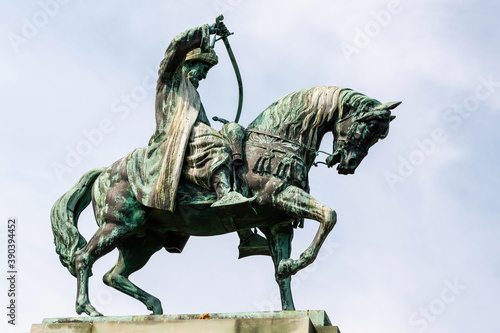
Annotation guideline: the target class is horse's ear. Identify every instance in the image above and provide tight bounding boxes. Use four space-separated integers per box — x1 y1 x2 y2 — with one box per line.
377 101 402 111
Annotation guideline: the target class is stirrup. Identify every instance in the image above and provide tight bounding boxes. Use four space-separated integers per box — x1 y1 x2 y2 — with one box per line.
238 233 271 258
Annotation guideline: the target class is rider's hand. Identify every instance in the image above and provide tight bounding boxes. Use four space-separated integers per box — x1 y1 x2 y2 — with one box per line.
209 22 230 36
216 22 230 36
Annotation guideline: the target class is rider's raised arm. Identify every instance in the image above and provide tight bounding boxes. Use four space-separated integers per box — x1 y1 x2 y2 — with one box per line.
157 24 211 84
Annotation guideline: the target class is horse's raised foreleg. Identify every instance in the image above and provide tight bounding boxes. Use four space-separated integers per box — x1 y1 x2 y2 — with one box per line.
260 223 295 311
103 235 164 314
272 186 337 279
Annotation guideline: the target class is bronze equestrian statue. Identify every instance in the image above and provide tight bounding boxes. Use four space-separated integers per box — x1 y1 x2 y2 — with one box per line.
51 18 401 316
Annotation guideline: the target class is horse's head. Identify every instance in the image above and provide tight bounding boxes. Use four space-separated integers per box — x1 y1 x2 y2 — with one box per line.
327 100 401 174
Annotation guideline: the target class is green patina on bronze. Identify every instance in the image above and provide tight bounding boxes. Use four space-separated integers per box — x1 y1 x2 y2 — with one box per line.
50 17 401 317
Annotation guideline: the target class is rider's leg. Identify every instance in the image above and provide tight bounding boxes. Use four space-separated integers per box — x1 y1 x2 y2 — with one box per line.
210 166 250 207
183 122 269 256
210 166 270 257
210 166 232 198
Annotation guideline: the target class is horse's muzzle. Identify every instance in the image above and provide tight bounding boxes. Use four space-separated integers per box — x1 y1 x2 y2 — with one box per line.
337 154 358 175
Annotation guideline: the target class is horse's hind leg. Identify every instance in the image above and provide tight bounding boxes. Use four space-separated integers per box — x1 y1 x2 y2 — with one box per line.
103 235 164 314
272 185 337 279
260 223 295 311
75 174 147 316
74 220 144 316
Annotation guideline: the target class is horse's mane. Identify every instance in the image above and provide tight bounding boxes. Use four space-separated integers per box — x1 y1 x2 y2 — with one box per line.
248 86 380 147
337 88 381 121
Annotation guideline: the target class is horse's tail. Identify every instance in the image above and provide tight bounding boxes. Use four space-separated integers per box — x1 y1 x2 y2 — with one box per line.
51 167 105 277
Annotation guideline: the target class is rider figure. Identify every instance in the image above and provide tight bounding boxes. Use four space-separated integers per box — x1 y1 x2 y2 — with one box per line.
135 22 267 256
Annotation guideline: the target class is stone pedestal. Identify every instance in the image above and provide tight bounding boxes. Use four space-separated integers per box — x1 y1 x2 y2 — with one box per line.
32 310 340 333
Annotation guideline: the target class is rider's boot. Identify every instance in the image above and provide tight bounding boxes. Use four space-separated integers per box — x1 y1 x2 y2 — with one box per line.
210 167 270 257
210 166 250 208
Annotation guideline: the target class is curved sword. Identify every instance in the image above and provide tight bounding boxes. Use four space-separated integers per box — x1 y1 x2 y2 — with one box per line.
212 15 243 123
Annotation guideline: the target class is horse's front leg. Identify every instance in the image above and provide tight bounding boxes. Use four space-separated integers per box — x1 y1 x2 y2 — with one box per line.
272 186 337 279
260 223 295 311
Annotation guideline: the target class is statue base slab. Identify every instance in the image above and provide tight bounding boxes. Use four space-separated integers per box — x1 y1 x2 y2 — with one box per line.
32 310 340 333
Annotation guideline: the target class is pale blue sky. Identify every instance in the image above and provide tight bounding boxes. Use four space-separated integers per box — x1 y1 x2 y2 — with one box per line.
1 1 499 332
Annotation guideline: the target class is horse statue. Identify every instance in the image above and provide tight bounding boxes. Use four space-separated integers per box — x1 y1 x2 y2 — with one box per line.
51 85 400 316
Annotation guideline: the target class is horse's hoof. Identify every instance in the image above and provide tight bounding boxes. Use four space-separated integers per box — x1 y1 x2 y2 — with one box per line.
76 303 103 317
277 258 294 279
146 298 163 315
150 310 163 316
149 306 163 315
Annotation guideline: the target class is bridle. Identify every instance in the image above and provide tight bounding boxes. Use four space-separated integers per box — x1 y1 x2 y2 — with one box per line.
333 109 364 153
333 107 388 158
246 105 388 168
